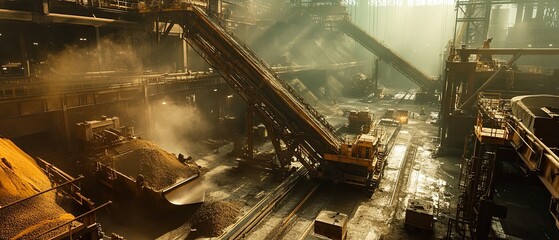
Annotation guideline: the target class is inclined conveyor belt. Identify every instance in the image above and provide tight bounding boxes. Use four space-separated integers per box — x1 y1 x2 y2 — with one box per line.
181 6 342 171
338 20 438 91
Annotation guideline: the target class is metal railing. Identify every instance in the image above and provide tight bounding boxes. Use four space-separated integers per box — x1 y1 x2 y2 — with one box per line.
475 92 559 230
68 0 209 12
0 71 219 99
475 93 510 141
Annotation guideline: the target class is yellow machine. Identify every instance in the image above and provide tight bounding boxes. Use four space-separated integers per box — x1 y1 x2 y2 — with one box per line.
383 109 409 124
324 127 387 189
395 109 409 124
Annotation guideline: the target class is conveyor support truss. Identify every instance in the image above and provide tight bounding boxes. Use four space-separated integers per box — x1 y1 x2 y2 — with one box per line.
177 5 343 173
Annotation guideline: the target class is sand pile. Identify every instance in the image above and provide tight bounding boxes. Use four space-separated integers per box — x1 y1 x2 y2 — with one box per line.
103 139 200 190
0 138 77 239
190 200 242 237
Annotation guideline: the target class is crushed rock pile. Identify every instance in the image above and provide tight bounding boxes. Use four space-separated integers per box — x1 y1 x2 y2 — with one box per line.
0 138 77 239
102 139 200 190
190 200 243 237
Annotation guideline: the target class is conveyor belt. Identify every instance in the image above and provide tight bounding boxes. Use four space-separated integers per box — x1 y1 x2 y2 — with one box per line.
181 6 342 172
338 20 438 91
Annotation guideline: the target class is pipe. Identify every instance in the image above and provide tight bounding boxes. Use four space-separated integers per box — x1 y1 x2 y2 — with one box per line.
0 9 142 29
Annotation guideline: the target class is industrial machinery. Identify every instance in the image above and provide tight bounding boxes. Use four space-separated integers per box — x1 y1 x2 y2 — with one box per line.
347 109 373 133
138 4 398 191
95 161 204 207
395 110 410 124
0 138 109 239
405 198 435 232
345 73 376 98
447 93 559 238
75 116 204 206
440 48 559 149
383 109 409 124
313 210 348 240
74 116 132 152
324 125 395 189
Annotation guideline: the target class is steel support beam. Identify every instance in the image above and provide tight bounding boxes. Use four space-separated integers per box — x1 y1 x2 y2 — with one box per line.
457 48 559 59
458 53 522 110
0 9 142 29
454 47 559 110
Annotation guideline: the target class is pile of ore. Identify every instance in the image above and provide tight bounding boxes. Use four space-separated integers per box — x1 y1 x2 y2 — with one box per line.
190 200 242 237
103 139 200 190
0 138 78 239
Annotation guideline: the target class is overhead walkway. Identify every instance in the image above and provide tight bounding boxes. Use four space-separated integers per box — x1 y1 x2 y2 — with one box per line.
337 20 439 91
179 5 343 173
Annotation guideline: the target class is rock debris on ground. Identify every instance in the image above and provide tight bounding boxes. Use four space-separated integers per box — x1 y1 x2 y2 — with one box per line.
190 200 243 237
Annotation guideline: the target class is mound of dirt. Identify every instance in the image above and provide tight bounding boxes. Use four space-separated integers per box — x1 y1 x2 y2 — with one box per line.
0 138 77 239
0 139 51 204
103 139 200 190
190 200 243 237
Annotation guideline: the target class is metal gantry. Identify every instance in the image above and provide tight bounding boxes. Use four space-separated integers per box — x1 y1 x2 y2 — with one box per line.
449 92 559 237
454 0 492 48
440 47 559 148
449 93 507 239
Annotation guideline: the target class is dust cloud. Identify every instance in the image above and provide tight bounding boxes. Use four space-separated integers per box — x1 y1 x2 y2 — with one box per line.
150 99 211 158
347 2 455 87
45 37 146 75
244 14 357 67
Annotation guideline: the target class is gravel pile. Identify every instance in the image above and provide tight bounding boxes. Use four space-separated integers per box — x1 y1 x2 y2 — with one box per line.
103 139 200 190
0 138 77 239
1 194 79 239
190 200 242 237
